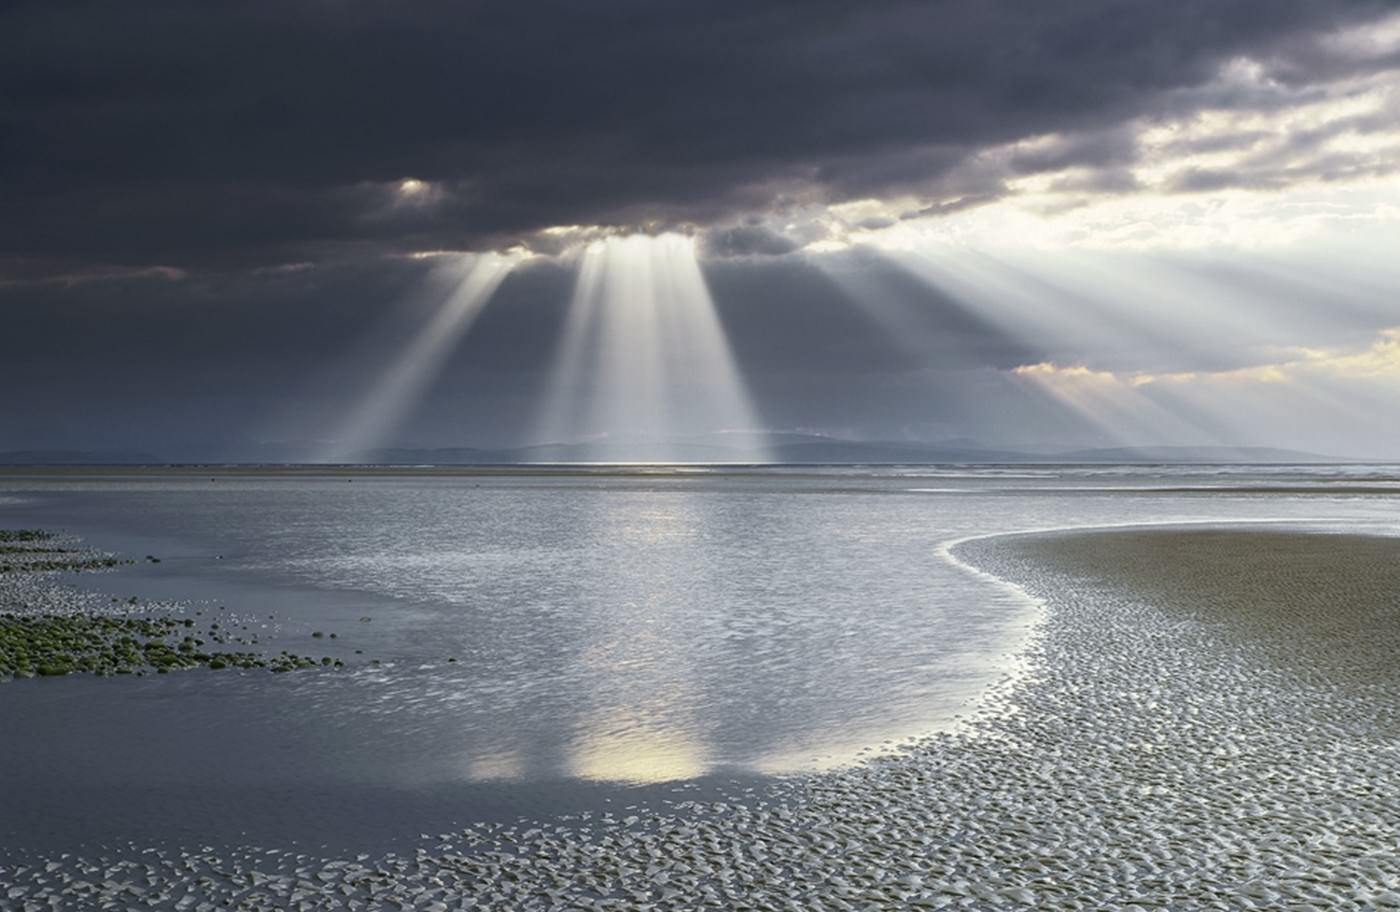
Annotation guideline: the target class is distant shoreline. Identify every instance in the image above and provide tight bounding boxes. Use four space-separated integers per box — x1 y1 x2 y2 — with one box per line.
4 464 1400 496
0 460 1390 472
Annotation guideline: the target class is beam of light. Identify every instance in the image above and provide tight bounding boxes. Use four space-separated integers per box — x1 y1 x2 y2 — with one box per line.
1014 249 1304 370
869 232 1400 450
1136 335 1400 454
316 252 515 462
879 237 1319 447
812 250 983 365
887 238 1377 378
1010 362 1221 449
877 244 1215 448
595 235 669 450
1007 323 1400 456
652 234 768 459
532 234 769 463
886 247 1143 366
534 241 608 452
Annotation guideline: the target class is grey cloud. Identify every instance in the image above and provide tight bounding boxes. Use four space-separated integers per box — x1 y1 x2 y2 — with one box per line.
3 0 1396 274
700 224 802 258
1007 128 1140 175
1044 168 1142 194
903 194 1002 219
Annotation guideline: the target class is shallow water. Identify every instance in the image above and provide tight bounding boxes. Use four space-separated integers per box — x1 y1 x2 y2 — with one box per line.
2 464 1398 853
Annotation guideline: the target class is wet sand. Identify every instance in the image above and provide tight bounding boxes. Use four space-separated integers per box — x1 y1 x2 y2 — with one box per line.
4 525 1399 909
1009 528 1400 691
943 527 1400 907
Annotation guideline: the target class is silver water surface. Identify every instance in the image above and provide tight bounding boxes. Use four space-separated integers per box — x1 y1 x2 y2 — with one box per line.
1 466 1397 851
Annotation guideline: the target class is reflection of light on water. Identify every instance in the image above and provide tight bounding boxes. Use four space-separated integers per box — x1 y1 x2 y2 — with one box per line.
748 722 960 777
558 493 714 785
465 747 525 782
567 713 709 784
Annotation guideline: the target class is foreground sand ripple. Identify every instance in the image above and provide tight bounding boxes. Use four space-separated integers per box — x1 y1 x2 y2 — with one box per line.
3 526 1398 909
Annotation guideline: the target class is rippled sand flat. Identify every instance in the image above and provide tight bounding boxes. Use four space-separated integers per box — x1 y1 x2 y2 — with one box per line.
1012 528 1400 691
4 526 1398 909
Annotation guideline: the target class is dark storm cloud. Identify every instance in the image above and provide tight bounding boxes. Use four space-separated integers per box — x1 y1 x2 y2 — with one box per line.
3 0 1395 273
1006 128 1140 176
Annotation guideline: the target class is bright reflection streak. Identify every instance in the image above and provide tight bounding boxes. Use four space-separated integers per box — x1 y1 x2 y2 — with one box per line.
563 495 711 784
318 253 514 462
567 711 708 784
464 746 525 782
535 234 768 463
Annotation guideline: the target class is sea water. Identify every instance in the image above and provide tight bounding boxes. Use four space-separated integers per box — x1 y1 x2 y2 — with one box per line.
1 465 1397 852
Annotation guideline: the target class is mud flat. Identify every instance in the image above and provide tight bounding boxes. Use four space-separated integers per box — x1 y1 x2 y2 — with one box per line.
3 526 1398 909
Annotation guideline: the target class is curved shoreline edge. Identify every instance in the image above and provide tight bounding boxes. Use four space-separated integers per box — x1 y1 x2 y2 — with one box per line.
5 523 1399 909
932 516 1365 735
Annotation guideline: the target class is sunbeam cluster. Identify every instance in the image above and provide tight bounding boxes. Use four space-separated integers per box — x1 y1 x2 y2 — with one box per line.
534 234 769 463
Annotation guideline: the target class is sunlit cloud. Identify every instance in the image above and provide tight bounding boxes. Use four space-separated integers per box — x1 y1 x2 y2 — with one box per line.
661 14 1400 261
390 177 445 210
1011 362 1219 449
1299 328 1400 378
1008 327 1400 455
1069 327 1400 387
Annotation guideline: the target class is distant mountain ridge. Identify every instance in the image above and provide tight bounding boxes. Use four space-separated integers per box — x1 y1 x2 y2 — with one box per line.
353 441 1345 465
0 439 1352 466
1053 445 1342 464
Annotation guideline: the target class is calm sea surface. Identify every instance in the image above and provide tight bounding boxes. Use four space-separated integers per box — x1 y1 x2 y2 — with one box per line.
1 465 1397 853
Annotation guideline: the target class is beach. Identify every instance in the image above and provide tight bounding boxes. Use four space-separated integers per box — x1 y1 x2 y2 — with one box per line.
3 520 1396 908
940 528 1400 907
11 0 1400 904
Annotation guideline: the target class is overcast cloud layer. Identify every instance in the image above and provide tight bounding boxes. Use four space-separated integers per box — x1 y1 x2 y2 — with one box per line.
5 0 1398 272
5 2 1400 459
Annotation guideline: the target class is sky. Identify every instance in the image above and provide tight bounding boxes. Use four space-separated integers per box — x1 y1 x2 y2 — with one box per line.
4 1 1400 461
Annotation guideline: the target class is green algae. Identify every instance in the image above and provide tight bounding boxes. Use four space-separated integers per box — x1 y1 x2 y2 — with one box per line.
0 530 52 543
0 529 131 574
0 613 331 679
0 556 124 574
0 527 351 681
